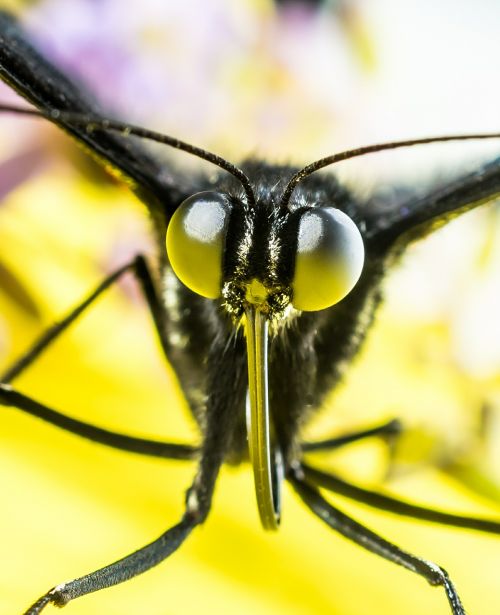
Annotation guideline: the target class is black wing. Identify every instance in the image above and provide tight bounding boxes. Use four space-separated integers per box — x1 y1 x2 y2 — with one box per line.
0 10 187 230
363 154 500 252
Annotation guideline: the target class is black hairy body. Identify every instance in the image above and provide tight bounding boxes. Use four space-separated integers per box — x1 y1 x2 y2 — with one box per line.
162 162 384 464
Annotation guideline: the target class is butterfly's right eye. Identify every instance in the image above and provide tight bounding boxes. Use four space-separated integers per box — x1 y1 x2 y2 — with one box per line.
291 207 364 311
166 192 232 298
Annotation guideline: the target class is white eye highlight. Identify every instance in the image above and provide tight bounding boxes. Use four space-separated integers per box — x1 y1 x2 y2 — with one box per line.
166 191 231 298
292 207 364 311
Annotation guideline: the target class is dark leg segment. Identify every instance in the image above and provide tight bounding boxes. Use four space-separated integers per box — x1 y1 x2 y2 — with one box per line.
21 318 244 612
0 384 197 460
24 517 196 614
289 467 465 615
1 255 198 459
301 418 401 453
1 255 170 383
302 463 500 534
22 397 231 613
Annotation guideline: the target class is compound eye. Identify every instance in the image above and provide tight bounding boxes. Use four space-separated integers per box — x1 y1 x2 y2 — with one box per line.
166 191 231 298
292 207 364 311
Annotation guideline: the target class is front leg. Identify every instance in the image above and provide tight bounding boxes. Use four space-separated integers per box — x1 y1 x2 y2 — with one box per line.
2 255 170 383
289 466 466 615
1 255 198 458
0 383 197 459
23 449 218 614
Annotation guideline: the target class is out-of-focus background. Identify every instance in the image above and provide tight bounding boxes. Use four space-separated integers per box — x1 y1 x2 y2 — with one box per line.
0 0 500 614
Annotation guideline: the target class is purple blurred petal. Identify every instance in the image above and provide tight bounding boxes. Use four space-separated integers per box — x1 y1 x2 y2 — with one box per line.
0 147 48 202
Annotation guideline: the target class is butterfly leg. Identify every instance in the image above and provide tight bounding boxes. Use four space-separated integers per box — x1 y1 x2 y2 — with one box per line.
2 255 170 383
289 467 465 615
0 383 196 459
0 256 198 459
23 516 195 614
301 418 402 453
15 273 239 612
21 383 231 614
23 457 217 613
301 462 500 534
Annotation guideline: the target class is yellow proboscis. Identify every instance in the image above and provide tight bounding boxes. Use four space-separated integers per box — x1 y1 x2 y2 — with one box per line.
245 306 280 531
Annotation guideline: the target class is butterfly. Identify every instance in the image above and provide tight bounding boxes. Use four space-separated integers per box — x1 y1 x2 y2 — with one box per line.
1 7 500 615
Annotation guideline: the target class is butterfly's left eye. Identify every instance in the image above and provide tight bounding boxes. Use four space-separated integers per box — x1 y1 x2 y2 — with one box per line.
166 191 231 298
